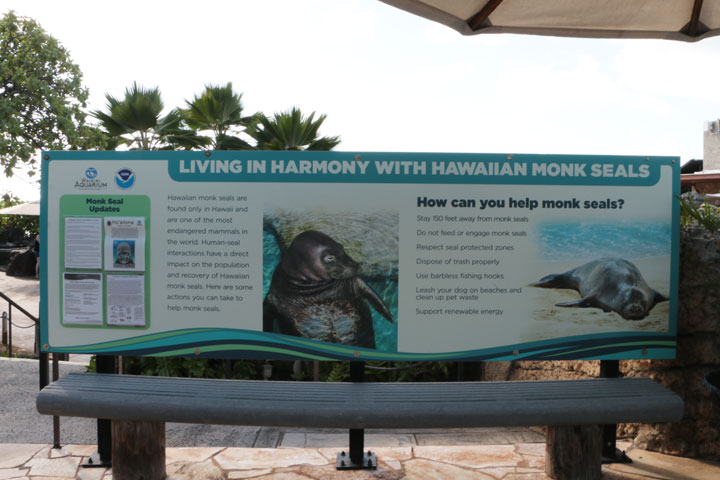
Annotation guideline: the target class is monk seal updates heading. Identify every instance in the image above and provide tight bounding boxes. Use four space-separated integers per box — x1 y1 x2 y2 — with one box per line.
263 230 394 348
530 258 668 320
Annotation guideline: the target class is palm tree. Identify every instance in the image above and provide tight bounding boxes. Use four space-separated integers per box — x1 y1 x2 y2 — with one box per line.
248 107 340 151
183 82 258 150
92 82 208 150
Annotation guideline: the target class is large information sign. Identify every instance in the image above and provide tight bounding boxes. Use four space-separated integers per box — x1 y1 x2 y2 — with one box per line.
40 151 679 361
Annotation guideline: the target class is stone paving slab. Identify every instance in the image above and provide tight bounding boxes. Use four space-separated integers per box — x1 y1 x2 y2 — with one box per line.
281 432 416 448
215 447 328 470
276 426 546 448
604 447 720 480
0 444 44 469
415 429 545 446
2 443 719 479
165 447 223 464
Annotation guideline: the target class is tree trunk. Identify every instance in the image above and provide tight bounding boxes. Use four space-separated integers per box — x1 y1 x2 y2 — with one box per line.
545 425 601 480
112 420 166 480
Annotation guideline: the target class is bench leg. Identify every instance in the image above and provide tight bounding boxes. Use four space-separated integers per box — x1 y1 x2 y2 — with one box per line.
111 420 166 480
545 425 602 480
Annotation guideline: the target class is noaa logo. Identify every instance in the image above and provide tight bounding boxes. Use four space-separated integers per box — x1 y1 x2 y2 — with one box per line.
115 168 135 189
85 167 98 179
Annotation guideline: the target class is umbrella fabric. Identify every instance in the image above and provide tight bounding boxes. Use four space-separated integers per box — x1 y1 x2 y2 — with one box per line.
380 0 720 42
0 201 40 216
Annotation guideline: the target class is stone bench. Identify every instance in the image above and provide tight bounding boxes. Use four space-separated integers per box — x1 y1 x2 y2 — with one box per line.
36 371 683 480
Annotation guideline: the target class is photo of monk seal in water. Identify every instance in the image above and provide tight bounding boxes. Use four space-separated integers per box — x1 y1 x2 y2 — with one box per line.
263 230 394 348
530 258 669 320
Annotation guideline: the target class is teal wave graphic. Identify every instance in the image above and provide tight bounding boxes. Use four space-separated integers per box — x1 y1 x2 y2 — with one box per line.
50 328 676 361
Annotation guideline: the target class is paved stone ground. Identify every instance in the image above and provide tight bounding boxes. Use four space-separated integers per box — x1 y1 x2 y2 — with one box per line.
2 441 720 479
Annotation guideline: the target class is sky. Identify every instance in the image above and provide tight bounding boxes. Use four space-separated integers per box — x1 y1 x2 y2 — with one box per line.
3 0 720 201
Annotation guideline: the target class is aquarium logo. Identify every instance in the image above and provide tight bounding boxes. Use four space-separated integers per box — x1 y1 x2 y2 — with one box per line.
115 168 135 189
74 167 107 191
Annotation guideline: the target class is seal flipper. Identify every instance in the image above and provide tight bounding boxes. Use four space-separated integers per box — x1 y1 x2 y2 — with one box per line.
555 295 604 310
354 277 394 323
262 297 278 333
529 272 580 291
652 290 669 307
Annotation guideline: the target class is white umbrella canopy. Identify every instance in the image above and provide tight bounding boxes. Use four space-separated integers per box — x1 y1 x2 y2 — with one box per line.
0 201 40 216
380 0 720 42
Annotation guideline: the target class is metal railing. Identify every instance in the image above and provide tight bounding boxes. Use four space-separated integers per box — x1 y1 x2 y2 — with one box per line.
0 290 39 357
0 290 63 448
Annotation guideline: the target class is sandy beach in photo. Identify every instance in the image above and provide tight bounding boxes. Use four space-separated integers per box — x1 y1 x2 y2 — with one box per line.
521 256 671 343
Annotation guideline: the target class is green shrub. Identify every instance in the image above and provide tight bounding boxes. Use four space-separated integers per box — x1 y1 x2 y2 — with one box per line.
678 194 720 249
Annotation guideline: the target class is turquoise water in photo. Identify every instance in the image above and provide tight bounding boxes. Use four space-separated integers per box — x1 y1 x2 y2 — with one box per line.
536 221 671 261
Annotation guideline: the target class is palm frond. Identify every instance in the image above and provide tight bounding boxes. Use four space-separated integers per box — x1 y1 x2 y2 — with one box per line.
183 82 250 146
216 134 254 150
248 107 340 151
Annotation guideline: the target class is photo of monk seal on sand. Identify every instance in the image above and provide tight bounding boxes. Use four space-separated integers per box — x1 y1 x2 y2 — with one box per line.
530 258 669 320
263 230 394 349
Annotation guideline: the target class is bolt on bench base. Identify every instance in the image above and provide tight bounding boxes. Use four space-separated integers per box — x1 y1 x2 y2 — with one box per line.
336 427 377 470
602 448 632 464
82 452 111 469
337 451 377 470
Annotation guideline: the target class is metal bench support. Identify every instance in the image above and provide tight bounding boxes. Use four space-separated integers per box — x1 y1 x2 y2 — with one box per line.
83 355 113 469
337 361 377 470
600 360 632 464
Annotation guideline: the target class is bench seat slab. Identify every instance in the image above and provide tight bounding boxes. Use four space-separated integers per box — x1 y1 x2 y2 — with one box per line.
37 373 684 430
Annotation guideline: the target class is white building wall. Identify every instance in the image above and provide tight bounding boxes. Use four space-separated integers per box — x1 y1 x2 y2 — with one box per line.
703 121 720 171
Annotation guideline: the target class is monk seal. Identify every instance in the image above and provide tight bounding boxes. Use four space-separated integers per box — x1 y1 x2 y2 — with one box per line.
263 230 394 348
530 258 668 320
